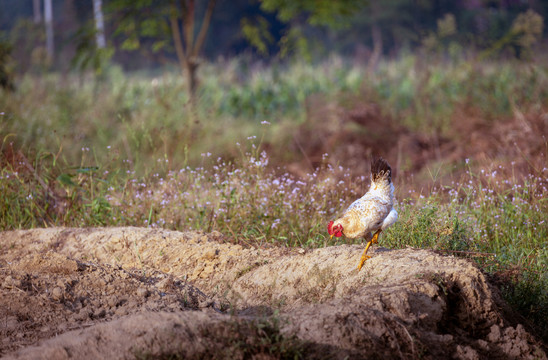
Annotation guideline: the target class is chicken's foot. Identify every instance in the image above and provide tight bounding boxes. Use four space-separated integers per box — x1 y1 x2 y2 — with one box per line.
357 230 382 271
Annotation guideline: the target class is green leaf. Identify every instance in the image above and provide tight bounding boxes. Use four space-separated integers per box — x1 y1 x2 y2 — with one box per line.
152 40 168 53
241 16 274 56
57 173 76 187
121 36 140 51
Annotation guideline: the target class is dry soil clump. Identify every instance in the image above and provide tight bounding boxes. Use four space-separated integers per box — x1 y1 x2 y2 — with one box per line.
0 227 545 359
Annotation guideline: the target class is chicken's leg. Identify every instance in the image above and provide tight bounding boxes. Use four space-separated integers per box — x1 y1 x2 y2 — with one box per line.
357 230 382 271
371 229 381 244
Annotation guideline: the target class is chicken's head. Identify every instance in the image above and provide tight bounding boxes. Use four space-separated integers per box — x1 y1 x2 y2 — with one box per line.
327 220 343 239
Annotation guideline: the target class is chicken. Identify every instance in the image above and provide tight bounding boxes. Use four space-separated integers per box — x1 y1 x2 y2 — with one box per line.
327 156 398 271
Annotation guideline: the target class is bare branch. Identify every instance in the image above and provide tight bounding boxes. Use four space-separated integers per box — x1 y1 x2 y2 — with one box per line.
182 0 195 52
192 0 217 57
169 3 187 72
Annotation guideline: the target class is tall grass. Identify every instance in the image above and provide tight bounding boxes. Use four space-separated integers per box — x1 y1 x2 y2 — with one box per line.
0 57 365 175
2 55 547 176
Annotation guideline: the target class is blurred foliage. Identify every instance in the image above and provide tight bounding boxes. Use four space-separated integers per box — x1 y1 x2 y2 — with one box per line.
7 19 48 73
108 0 172 54
278 26 311 61
1 1 547 75
0 33 14 91
510 9 544 59
240 0 369 61
107 0 218 98
1 55 546 175
421 13 461 60
259 0 366 27
481 9 544 60
71 23 114 77
241 16 275 56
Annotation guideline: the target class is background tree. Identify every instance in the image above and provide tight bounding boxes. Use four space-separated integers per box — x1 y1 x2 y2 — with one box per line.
93 0 106 49
246 0 368 59
110 0 217 100
0 0 546 77
33 0 42 24
44 0 54 61
480 9 544 60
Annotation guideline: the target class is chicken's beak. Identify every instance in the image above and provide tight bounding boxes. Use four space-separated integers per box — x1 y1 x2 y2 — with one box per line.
330 234 334 240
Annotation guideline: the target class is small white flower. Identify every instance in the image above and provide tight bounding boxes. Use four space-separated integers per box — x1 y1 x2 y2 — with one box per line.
271 218 281 229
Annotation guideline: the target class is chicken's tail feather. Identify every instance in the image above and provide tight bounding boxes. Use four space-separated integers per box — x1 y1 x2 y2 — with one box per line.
371 156 392 183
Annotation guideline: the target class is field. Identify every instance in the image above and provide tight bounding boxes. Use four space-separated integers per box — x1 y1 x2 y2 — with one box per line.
1 55 547 352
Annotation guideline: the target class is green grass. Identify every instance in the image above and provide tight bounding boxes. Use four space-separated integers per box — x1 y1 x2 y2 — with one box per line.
384 167 547 340
1 55 547 342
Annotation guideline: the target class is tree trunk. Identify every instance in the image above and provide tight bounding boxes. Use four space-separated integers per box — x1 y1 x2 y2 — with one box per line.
44 0 54 61
367 22 382 74
170 0 216 103
93 0 106 49
184 58 199 124
33 0 42 24
185 59 199 101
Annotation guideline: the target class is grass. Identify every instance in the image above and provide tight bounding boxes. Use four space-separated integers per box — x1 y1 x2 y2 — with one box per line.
1 55 547 342
2 55 547 174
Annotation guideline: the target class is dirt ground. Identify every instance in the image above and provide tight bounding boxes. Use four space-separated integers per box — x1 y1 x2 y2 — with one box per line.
0 227 546 359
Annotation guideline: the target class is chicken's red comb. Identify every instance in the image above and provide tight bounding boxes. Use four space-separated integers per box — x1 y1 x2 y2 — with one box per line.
327 220 334 235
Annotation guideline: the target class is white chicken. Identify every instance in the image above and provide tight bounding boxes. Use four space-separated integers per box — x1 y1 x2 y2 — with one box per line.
328 157 398 271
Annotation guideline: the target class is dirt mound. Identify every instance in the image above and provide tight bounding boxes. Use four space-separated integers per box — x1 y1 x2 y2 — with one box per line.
0 227 545 359
0 250 212 354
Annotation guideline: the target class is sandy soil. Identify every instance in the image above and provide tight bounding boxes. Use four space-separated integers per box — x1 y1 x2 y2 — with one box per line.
0 227 545 359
